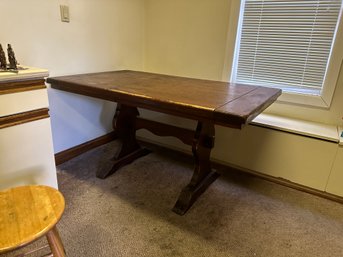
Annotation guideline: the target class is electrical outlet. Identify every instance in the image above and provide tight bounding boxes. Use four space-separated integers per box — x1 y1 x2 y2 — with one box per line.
60 5 70 23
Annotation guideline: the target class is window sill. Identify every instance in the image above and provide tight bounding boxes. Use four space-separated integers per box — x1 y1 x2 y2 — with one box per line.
273 91 330 108
252 113 339 143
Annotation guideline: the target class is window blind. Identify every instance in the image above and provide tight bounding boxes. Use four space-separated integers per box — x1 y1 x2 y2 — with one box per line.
233 0 342 94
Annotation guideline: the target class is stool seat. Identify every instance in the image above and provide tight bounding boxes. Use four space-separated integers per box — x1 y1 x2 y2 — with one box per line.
0 185 65 254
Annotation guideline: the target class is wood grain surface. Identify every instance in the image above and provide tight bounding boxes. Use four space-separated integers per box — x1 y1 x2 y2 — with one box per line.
47 70 281 128
0 185 65 253
0 79 46 95
46 70 281 214
0 108 50 129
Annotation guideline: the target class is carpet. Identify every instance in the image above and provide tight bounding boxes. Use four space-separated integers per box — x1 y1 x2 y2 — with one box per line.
3 141 343 257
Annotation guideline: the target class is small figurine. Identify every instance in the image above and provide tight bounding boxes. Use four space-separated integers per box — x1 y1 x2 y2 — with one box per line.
0 44 6 70
7 44 17 70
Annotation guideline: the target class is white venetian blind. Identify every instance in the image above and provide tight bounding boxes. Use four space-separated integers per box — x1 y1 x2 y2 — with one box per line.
233 0 342 94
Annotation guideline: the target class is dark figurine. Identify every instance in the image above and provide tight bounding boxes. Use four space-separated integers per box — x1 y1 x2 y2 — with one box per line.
7 44 17 70
0 44 6 70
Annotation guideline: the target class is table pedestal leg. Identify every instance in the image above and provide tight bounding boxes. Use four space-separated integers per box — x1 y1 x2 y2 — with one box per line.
172 121 219 215
96 104 150 179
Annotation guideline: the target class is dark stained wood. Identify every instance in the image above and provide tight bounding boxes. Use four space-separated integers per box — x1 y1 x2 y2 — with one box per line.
0 79 46 95
112 104 140 159
135 117 195 146
47 70 281 214
47 70 281 127
55 131 117 165
215 86 282 127
96 104 150 179
0 108 49 129
98 147 151 179
173 121 219 215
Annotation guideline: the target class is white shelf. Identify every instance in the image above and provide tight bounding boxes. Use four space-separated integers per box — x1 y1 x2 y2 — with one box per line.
252 113 339 143
0 66 49 82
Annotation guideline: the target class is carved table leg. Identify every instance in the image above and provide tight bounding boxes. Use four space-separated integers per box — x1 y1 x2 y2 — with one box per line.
96 103 150 179
172 121 219 215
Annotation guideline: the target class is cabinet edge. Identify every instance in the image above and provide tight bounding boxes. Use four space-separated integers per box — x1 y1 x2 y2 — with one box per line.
0 79 46 95
0 108 50 129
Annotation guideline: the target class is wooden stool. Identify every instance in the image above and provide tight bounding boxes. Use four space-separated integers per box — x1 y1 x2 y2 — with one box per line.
0 185 66 257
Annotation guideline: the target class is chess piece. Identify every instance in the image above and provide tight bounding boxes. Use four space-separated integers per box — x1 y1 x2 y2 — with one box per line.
0 44 6 70
7 44 17 70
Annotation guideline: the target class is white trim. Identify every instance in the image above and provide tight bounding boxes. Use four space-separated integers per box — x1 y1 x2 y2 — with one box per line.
252 113 339 143
276 91 331 108
221 0 242 82
0 66 49 82
228 0 245 83
321 6 343 107
339 127 343 145
228 0 343 109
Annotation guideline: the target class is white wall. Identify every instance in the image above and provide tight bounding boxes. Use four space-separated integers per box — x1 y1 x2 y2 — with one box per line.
0 119 58 190
1 1 342 196
0 0 145 153
144 0 343 126
145 0 231 81
141 0 343 196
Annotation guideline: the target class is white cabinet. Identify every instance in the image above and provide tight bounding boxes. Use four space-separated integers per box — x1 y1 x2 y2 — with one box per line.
0 67 57 190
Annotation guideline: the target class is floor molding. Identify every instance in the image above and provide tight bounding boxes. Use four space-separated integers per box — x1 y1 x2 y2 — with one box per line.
212 159 343 205
55 134 343 205
139 139 343 205
55 131 117 165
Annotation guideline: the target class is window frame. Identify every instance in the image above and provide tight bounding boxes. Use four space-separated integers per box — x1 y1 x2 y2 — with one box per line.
228 0 343 109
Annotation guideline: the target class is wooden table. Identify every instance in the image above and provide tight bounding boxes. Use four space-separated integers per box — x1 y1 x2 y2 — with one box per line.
47 70 281 215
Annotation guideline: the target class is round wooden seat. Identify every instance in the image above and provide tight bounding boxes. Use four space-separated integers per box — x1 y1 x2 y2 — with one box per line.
0 185 66 256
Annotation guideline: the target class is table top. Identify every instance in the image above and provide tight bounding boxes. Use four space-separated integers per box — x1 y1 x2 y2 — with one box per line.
0 185 65 253
47 70 281 128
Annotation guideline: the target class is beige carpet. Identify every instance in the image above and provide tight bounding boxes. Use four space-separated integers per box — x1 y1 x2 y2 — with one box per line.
3 141 343 257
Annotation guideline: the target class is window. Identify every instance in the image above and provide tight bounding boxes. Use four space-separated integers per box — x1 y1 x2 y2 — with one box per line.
231 0 343 107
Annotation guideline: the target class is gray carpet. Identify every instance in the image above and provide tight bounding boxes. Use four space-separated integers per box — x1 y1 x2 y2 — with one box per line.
3 141 343 257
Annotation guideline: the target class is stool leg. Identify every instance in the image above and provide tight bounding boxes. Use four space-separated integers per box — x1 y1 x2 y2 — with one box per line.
46 226 66 257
